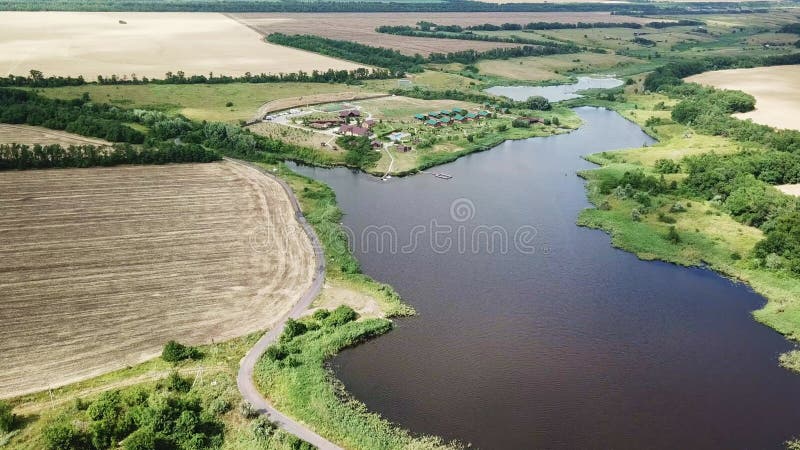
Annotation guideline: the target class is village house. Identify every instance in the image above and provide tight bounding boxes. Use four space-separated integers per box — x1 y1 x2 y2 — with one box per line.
339 109 361 119
338 124 370 137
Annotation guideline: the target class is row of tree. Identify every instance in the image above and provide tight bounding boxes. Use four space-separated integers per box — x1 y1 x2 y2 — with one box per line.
0 142 220 171
0 67 393 89
465 21 647 31
374 25 582 51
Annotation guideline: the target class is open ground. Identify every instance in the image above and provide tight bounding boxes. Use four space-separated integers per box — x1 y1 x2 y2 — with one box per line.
0 124 111 147
686 65 800 131
0 161 314 398
0 12 364 79
232 12 655 55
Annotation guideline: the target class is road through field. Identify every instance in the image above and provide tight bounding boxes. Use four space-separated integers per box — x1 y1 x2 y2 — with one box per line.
0 161 314 397
228 159 340 450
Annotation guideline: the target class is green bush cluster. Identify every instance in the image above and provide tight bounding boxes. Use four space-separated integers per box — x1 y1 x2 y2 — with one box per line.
337 136 382 170
43 377 224 450
161 341 201 363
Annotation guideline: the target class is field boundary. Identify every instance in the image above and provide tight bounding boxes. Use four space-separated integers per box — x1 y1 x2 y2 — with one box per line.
252 92 392 121
227 158 340 450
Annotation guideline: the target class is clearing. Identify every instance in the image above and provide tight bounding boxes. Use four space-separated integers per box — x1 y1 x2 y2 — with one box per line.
0 124 111 147
476 52 644 82
232 12 654 56
777 184 800 197
0 161 314 398
686 65 800 131
0 12 363 79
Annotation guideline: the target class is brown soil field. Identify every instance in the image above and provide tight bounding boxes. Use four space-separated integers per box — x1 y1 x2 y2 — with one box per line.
0 12 363 79
0 124 111 147
0 161 314 398
686 65 800 131
232 12 652 56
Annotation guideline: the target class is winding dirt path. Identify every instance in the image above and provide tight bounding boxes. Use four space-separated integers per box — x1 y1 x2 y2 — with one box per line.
228 159 341 450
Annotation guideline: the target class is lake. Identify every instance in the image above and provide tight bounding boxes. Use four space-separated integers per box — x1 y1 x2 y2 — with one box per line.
485 76 624 102
291 107 800 449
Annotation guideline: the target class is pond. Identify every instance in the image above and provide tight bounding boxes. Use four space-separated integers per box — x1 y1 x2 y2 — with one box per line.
290 107 800 449
485 76 623 102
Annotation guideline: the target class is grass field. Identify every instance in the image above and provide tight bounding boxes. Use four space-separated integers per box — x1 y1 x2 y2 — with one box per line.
37 82 377 123
0 12 363 79
233 12 653 56
476 52 644 82
0 161 314 398
686 65 800 131
0 124 111 147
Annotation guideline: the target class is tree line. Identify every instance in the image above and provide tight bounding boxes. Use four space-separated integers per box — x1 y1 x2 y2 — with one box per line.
0 142 220 171
465 21 646 31
374 25 582 51
0 67 393 89
268 33 583 75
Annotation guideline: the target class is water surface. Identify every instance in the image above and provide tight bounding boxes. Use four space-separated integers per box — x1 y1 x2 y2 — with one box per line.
485 76 623 102
291 107 800 449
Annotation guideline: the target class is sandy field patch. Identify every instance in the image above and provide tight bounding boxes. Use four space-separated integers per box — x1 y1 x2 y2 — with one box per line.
0 161 314 398
0 12 363 79
0 124 112 147
777 184 800 197
686 65 800 131
233 12 653 56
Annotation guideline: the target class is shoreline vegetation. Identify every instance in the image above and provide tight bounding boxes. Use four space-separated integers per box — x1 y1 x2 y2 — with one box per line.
567 72 800 378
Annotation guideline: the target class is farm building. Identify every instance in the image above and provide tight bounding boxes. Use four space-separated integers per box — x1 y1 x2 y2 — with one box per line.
338 124 370 137
440 110 451 116
394 144 412 153
425 119 440 127
339 109 361 118
427 111 440 118
453 114 465 123
440 117 451 125
414 113 427 121
478 110 491 117
388 131 410 142
371 140 383 149
465 112 478 120
364 119 376 129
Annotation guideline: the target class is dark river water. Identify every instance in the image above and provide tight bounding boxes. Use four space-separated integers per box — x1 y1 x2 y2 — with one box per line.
291 107 800 449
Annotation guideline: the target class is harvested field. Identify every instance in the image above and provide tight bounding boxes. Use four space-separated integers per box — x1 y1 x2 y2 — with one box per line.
0 124 111 147
0 161 314 398
232 12 652 56
777 184 800 197
686 65 800 131
0 12 363 79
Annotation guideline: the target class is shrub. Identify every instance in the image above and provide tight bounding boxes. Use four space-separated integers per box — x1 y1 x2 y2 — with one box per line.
669 203 687 213
657 212 677 224
731 252 742 260
631 208 643 222
239 401 258 419
551 116 560 126
161 371 192 393
123 428 156 450
324 305 358 327
0 401 13 433
281 318 308 342
312 309 331 321
225 101 234 107
251 415 277 441
161 341 200 362
43 420 87 450
265 344 288 361
666 226 681 244
654 158 680 174
512 118 530 128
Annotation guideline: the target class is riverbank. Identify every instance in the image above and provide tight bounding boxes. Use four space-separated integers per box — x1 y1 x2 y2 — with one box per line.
571 87 800 374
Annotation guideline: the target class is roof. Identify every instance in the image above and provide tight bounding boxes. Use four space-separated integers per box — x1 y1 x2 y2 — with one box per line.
440 110 451 115
452 107 467 113
465 112 477 119
425 119 439 125
478 110 490 116
453 114 465 121
428 111 440 117
350 127 369 136
440 117 451 123
339 109 360 117
414 114 427 120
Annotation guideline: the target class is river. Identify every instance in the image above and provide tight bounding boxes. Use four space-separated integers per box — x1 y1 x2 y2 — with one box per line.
290 107 800 449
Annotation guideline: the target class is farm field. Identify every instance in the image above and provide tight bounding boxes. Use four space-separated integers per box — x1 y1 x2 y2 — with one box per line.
0 12 364 79
476 52 644 82
232 12 654 55
686 65 800 131
0 161 314 398
0 124 111 147
37 82 379 123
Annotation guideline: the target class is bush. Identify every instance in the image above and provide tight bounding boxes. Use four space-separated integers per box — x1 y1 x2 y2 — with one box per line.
669 203 687 213
552 116 560 126
43 420 87 450
312 309 331 321
657 212 677 224
161 371 192 393
123 428 157 450
525 95 551 111
631 208 643 222
251 415 277 441
654 158 680 174
239 401 258 419
225 101 233 107
0 401 13 433
280 318 308 342
324 305 358 327
161 341 200 362
265 344 288 361
511 118 530 129
666 226 681 244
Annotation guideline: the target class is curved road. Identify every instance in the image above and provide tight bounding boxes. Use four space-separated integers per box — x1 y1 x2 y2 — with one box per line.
227 158 342 450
